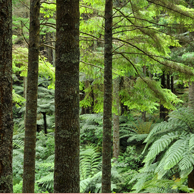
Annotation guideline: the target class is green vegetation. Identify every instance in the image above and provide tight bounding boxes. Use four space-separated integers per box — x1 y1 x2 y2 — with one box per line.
10 0 194 192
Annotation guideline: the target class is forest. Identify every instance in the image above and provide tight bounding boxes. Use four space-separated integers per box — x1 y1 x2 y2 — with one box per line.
1 0 194 193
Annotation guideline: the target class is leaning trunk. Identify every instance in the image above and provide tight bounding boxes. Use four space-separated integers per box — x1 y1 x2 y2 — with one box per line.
0 0 13 192
22 0 40 192
102 0 113 192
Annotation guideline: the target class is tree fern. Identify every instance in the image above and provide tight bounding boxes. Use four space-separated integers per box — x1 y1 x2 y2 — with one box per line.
135 107 194 192
143 132 179 163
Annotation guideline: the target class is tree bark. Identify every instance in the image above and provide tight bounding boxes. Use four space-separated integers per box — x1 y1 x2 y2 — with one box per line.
102 0 113 192
54 0 80 192
0 0 13 192
22 0 40 192
113 77 120 161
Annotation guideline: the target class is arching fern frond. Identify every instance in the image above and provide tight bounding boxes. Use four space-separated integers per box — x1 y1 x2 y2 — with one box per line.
143 132 179 163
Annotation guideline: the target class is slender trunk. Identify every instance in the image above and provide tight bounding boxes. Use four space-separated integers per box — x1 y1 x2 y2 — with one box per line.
102 0 113 192
0 0 13 192
167 73 170 89
171 75 174 93
160 72 168 121
22 0 40 192
54 0 80 192
113 77 120 161
42 112 47 135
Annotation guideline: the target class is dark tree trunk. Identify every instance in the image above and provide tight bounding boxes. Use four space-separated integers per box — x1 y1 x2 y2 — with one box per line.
54 0 80 192
0 0 13 192
171 75 174 93
102 0 113 192
22 0 40 192
188 169 194 189
167 73 170 89
42 112 47 135
160 72 168 121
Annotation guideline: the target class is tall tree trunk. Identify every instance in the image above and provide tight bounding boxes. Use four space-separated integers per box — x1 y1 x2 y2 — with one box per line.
113 77 120 161
0 0 13 192
22 0 40 192
54 0 80 192
102 0 113 192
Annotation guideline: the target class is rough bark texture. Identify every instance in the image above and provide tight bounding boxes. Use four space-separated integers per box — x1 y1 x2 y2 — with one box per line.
102 0 113 192
113 77 120 161
54 0 80 192
22 0 40 192
0 0 13 192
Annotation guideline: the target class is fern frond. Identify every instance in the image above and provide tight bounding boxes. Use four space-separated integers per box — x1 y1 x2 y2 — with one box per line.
164 138 186 170
127 133 148 143
80 144 101 180
143 132 179 163
36 172 54 190
189 134 194 151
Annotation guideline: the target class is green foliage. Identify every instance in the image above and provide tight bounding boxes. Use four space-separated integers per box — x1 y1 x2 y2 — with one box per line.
80 144 102 180
120 119 153 146
12 89 25 108
40 1 56 18
118 146 144 171
131 108 194 193
80 113 103 146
